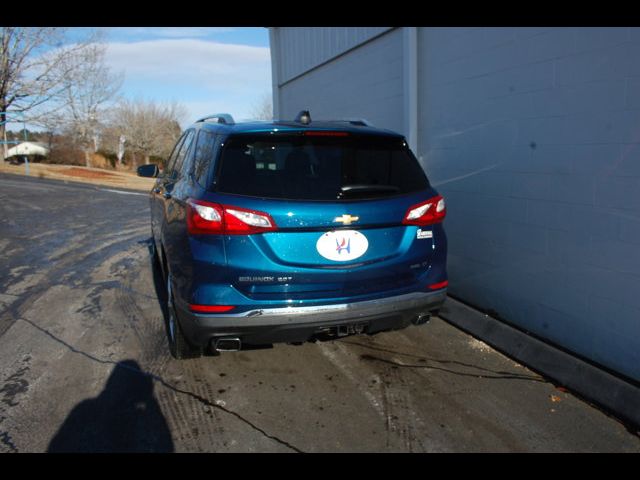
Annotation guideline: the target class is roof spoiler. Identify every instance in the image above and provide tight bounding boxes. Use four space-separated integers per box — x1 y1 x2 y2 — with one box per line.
333 118 373 127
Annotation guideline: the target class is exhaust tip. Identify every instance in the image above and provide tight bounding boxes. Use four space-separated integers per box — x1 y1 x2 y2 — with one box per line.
413 314 431 326
213 337 242 352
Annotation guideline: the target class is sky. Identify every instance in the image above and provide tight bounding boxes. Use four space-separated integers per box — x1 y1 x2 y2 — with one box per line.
74 27 272 128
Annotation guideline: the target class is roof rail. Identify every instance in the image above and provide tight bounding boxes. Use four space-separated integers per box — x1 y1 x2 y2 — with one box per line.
196 113 235 125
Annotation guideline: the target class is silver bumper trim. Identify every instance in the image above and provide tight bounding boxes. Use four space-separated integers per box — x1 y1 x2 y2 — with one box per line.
182 290 447 328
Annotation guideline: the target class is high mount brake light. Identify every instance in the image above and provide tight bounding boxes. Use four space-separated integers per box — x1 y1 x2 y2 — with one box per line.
187 199 277 235
402 195 446 226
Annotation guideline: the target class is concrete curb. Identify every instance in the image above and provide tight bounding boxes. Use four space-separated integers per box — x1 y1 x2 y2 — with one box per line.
439 296 640 433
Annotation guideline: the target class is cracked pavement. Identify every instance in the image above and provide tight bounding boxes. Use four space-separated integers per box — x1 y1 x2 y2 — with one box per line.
0 173 639 452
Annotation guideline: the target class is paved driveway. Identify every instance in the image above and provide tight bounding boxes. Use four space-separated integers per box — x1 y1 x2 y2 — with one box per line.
0 173 638 452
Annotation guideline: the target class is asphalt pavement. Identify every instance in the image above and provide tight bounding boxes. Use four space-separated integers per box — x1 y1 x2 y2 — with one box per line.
0 172 638 452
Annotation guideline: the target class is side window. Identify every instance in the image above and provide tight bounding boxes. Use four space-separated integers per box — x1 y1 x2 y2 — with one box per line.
165 133 187 174
180 131 198 179
192 130 218 188
172 129 195 179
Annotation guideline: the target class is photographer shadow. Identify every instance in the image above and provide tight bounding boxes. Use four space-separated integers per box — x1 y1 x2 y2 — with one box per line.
47 359 174 453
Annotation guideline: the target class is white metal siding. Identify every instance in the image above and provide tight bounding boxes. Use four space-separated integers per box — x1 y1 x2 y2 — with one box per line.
418 27 640 382
277 28 403 132
275 27 393 85
271 26 640 382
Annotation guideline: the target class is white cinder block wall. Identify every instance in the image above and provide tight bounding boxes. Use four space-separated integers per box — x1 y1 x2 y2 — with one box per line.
270 27 640 382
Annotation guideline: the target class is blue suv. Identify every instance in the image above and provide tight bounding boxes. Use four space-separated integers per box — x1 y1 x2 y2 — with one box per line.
138 112 447 359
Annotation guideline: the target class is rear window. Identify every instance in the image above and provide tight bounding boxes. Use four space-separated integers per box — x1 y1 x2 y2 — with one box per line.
214 133 429 201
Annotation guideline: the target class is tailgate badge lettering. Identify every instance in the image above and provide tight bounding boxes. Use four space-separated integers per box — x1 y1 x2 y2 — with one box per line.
417 229 433 239
238 276 293 283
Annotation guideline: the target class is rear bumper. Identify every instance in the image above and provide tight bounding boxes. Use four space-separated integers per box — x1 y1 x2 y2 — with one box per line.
175 289 447 348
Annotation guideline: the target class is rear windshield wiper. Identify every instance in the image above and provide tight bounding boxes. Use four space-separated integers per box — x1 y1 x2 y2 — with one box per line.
338 184 400 199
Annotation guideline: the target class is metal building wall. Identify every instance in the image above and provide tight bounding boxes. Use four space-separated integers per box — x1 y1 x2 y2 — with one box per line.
273 27 392 85
419 27 640 382
272 27 402 130
270 27 640 382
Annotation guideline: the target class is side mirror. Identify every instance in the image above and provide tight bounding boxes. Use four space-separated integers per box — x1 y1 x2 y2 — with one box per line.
137 164 159 178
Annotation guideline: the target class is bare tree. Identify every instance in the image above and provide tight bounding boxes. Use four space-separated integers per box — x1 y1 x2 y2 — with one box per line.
0 27 96 159
109 98 186 167
249 92 273 121
58 43 123 167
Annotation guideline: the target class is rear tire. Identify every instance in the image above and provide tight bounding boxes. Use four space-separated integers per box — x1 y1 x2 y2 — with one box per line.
150 231 159 262
166 274 202 359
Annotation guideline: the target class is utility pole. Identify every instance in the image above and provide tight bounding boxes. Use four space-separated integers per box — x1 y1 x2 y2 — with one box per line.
22 118 29 176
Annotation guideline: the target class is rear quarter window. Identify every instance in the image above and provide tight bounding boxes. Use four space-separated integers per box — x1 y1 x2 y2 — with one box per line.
170 129 195 180
192 129 218 188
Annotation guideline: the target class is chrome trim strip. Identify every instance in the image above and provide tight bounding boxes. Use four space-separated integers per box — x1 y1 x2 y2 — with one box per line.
226 291 441 318
183 290 446 328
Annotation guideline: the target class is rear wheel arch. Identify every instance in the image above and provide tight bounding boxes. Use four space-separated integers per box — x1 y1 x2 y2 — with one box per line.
166 272 203 359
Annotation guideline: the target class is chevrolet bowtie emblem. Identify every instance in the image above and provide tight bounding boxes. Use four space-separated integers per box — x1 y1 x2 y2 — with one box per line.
334 214 359 225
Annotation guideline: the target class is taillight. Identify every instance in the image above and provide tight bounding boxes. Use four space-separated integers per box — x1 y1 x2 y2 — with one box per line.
187 200 224 234
225 208 276 233
428 280 449 290
187 199 277 235
402 195 446 226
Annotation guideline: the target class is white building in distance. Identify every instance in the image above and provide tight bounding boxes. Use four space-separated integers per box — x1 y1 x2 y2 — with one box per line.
6 141 50 158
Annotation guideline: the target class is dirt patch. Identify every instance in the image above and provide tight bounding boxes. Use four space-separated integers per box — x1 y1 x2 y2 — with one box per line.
0 162 155 192
61 167 119 180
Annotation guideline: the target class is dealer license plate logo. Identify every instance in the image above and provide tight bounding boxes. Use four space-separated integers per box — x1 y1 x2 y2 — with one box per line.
316 230 369 262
